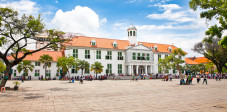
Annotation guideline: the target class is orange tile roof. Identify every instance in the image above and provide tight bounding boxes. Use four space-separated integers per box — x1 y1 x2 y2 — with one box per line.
7 50 63 62
185 58 198 65
139 42 179 53
64 36 184 53
193 57 211 64
64 36 130 50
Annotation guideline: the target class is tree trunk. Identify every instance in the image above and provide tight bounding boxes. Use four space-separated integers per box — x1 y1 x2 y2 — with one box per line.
178 69 183 79
44 67 46 80
0 66 11 88
68 70 71 82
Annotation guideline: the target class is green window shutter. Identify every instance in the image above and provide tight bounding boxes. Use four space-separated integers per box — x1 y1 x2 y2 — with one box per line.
173 69 176 73
147 53 150 60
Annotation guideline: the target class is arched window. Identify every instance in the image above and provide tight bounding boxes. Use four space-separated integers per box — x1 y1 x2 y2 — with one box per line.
113 41 117 48
133 31 135 36
91 39 96 46
128 32 129 37
130 31 132 36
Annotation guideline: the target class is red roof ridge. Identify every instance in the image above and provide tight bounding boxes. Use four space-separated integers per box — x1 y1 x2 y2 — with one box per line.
72 36 129 42
139 42 176 47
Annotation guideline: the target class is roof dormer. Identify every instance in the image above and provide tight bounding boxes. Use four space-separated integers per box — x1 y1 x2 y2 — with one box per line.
154 45 158 50
168 46 172 52
113 41 117 48
91 39 96 46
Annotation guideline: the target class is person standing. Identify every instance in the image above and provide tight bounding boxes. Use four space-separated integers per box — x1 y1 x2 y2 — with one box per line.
203 74 207 85
170 75 172 81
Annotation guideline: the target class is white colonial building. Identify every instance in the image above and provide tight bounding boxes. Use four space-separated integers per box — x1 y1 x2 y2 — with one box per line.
64 25 186 77
7 25 186 80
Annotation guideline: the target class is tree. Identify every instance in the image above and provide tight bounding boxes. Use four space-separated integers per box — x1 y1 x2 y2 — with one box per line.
158 58 171 76
56 56 77 80
0 61 6 73
0 7 65 87
76 60 89 77
189 0 227 47
193 38 227 76
17 60 34 77
39 54 53 79
91 61 104 79
168 48 186 79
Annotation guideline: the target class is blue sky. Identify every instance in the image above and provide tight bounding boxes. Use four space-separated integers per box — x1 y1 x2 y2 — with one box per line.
0 0 213 57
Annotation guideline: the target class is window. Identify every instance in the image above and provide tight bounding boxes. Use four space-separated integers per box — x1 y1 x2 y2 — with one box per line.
71 65 77 73
35 62 40 66
137 53 141 60
146 53 150 60
106 51 112 60
130 31 132 36
113 44 117 48
173 69 176 73
118 52 123 60
133 31 135 36
154 45 158 50
133 53 136 60
158 66 161 73
142 53 145 60
46 70 51 76
181 70 184 74
158 54 161 60
85 50 90 59
35 70 40 77
96 50 101 59
106 64 112 74
73 49 78 58
85 67 90 74
91 42 96 46
14 70 16 76
23 70 28 76
118 64 122 74
165 55 168 58
169 48 172 52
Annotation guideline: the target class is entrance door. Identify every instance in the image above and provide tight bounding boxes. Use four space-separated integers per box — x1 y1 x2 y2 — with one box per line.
138 66 145 75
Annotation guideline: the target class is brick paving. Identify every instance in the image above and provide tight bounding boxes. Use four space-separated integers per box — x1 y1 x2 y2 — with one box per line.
0 79 227 112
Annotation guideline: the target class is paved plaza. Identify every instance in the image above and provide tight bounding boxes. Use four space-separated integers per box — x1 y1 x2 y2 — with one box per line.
0 79 227 112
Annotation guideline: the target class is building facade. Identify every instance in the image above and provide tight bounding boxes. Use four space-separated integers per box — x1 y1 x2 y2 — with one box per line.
7 25 186 80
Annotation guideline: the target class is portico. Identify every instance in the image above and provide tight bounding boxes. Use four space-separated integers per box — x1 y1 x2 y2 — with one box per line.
126 63 153 75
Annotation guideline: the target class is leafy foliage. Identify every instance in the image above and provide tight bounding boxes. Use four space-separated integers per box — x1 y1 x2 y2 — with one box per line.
17 60 34 76
91 61 104 79
189 0 227 47
193 38 227 74
39 54 53 79
158 58 171 74
57 56 77 77
0 61 6 73
76 60 89 76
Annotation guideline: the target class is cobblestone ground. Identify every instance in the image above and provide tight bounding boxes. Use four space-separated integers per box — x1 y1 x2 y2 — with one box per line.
0 79 227 112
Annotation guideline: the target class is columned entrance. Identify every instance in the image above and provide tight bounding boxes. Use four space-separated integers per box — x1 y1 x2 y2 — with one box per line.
138 66 145 74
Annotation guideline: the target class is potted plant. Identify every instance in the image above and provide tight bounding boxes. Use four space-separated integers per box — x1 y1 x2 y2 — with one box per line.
13 81 20 91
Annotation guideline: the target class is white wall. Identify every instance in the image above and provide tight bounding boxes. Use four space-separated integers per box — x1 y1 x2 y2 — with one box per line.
65 46 125 77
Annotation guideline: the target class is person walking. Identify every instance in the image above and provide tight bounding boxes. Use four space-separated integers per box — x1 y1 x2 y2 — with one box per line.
203 74 207 85
197 75 200 83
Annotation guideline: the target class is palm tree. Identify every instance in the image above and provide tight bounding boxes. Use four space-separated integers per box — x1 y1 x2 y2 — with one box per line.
39 54 53 79
76 60 89 76
169 48 186 79
91 61 104 79
17 60 34 78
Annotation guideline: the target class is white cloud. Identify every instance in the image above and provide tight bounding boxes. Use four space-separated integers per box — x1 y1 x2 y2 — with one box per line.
55 0 58 3
125 0 136 3
0 0 39 15
100 18 108 25
51 6 101 36
147 4 196 23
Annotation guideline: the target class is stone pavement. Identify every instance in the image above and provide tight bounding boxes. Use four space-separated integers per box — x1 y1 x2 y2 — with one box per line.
0 79 227 112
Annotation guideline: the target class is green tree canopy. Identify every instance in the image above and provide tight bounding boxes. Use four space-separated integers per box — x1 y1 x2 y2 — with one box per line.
57 56 77 78
0 61 6 73
17 60 34 76
158 58 171 75
0 7 65 87
168 48 186 79
193 38 227 74
91 61 104 79
76 60 89 76
189 0 227 47
39 54 53 79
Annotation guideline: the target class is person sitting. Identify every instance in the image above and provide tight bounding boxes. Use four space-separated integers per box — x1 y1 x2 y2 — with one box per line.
180 79 185 85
